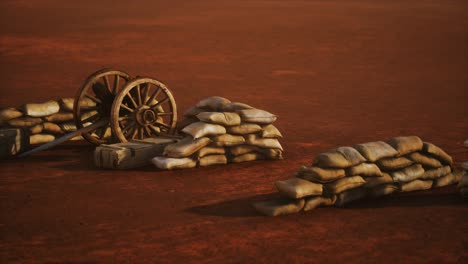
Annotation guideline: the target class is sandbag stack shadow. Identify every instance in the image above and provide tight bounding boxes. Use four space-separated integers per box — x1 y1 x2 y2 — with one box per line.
254 136 465 216
152 96 283 170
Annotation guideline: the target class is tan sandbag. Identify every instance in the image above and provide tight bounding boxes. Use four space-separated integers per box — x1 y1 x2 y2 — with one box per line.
176 117 199 130
80 110 99 122
196 96 231 110
433 170 464 188
363 173 394 188
182 122 226 139
314 147 365 168
60 97 96 112
60 122 78 132
298 166 346 183
152 156 196 170
422 142 453 165
325 176 366 194
30 134 55 145
226 123 262 135
458 173 468 188
212 134 245 147
23 100 60 117
70 135 85 141
163 137 211 158
0 108 23 125
230 152 265 163
368 184 398 197
42 122 64 134
354 141 398 162
237 109 277 124
376 156 413 171
387 136 423 156
399 179 433 192
261 124 283 138
245 134 283 150
261 148 283 160
198 146 225 158
183 106 206 117
275 178 323 199
196 112 241 126
303 195 336 211
335 188 367 207
44 112 74 122
8 117 43 127
199 154 227 167
407 152 442 168
346 163 382 177
29 124 43 134
253 198 304 217
391 164 425 183
336 146 367 165
220 102 253 112
420 166 451 180
228 145 262 156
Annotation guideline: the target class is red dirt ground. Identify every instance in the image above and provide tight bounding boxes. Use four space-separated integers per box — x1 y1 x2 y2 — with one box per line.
1 1 467 263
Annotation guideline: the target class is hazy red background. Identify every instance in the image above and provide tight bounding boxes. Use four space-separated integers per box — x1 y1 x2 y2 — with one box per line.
1 0 467 263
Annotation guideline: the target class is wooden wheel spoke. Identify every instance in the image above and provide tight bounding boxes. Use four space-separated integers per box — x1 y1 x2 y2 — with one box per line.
81 113 100 123
126 93 138 109
154 121 170 130
156 112 173 116
112 75 119 94
147 87 161 105
138 127 144 139
118 115 131 121
144 126 152 137
120 103 134 113
151 97 169 111
85 94 102 104
103 76 110 91
143 84 150 104
131 127 138 139
98 126 107 139
122 121 136 133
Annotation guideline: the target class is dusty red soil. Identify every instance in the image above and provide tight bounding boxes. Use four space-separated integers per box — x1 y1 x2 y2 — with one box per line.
1 1 467 263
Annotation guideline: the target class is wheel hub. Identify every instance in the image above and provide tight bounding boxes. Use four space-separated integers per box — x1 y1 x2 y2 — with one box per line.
136 106 158 125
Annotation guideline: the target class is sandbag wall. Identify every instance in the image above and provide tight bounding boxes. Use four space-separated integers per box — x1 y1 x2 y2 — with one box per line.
0 98 96 145
254 136 464 216
152 96 283 169
458 140 468 198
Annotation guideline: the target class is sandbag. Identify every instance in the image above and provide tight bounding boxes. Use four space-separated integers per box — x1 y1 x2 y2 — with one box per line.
228 145 262 156
275 178 323 199
335 188 367 207
399 179 433 192
60 97 96 112
303 196 336 211
368 184 398 197
407 152 442 168
196 112 241 126
30 134 55 145
211 134 245 147
252 198 305 217
199 154 227 167
183 106 206 117
60 122 78 132
44 112 74 122
196 96 231 110
80 110 99 122
198 146 225 158
433 170 464 188
346 163 382 177
261 148 284 160
298 166 346 183
0 108 23 125
8 117 43 127
245 134 283 150
390 164 424 183
376 156 413 171
163 137 211 158
420 166 451 180
152 156 197 170
29 124 43 134
230 152 265 163
42 122 64 134
387 136 423 155
237 109 277 124
226 123 262 135
314 147 365 168
261 124 283 138
324 176 366 195
354 141 398 162
363 173 394 189
220 102 253 112
422 142 453 165
176 117 199 130
23 100 60 117
182 122 226 139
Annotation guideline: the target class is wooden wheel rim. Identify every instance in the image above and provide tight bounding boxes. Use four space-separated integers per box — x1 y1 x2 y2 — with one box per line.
110 77 177 143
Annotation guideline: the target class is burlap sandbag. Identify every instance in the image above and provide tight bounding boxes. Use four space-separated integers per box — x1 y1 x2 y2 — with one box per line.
420 166 451 180
422 142 453 165
230 152 265 163
198 146 225 158
363 173 394 189
152 156 197 170
60 122 79 132
196 112 241 126
23 100 59 117
80 110 99 122
354 141 398 162
163 137 211 158
391 164 424 183
376 156 413 171
44 112 74 123
182 122 226 139
212 134 245 147
325 176 366 195
399 179 433 192
228 145 261 156
29 124 43 134
261 148 283 160
433 170 464 188
43 122 64 134
237 109 277 124
314 147 366 168
176 117 199 130
346 163 382 177
196 96 231 111
407 152 442 168
261 124 283 138
60 97 96 112
298 166 346 183
276 178 323 199
183 106 206 117
220 102 253 112
199 154 228 167
0 108 23 125
253 198 305 217
245 134 283 150
8 117 42 127
458 173 468 188
30 134 55 145
387 136 423 156
226 123 262 135
368 184 398 197
303 195 336 211
335 187 367 207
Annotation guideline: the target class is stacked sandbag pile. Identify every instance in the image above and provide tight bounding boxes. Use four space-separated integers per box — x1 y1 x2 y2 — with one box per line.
0 98 96 145
152 96 283 170
458 139 468 198
254 136 464 216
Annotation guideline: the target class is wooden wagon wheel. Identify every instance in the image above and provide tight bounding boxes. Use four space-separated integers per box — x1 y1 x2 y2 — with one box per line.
73 69 131 145
110 77 177 143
